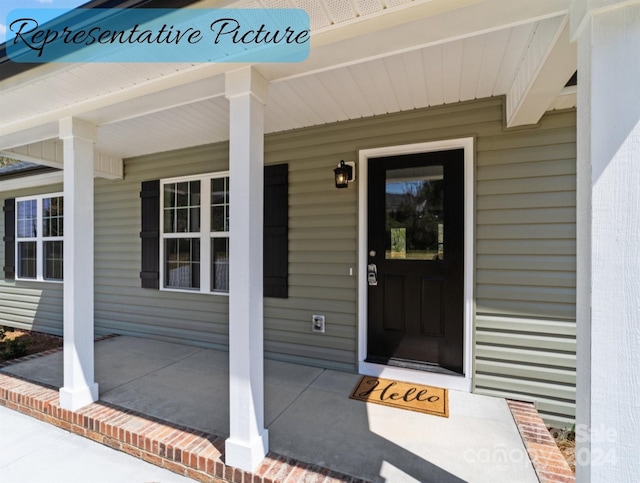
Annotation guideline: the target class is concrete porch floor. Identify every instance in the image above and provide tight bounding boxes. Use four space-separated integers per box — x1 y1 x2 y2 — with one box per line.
1 335 542 483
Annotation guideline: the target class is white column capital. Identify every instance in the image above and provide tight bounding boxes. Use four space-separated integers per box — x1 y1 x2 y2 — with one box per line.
570 0 640 40
59 117 98 143
225 67 269 105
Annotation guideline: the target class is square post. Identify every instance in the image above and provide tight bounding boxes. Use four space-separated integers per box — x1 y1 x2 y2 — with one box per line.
58 117 99 411
571 1 640 481
224 67 269 471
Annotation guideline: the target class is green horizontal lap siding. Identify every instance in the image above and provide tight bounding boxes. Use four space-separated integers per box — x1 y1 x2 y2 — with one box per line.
474 107 577 427
263 99 578 408
0 98 577 423
93 144 231 349
262 97 504 370
0 183 64 335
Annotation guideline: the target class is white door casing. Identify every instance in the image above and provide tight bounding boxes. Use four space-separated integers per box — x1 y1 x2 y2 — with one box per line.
357 138 475 392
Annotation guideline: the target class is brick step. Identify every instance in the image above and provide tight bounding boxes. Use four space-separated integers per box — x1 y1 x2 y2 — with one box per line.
507 400 576 483
0 373 367 483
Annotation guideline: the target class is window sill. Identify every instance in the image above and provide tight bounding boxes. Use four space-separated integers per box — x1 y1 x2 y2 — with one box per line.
15 278 63 284
159 287 229 297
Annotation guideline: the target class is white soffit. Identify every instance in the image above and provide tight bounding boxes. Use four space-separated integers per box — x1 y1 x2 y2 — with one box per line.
0 0 575 158
264 21 538 132
97 97 230 158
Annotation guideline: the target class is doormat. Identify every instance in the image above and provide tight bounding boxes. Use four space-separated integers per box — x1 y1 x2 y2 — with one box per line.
350 376 449 418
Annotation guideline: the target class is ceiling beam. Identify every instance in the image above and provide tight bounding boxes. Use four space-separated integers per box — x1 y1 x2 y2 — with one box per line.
0 123 59 152
1 140 123 179
0 171 64 192
506 15 577 127
82 76 226 126
0 64 230 139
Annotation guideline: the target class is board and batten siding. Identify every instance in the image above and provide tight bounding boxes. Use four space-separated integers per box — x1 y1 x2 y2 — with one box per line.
0 97 576 425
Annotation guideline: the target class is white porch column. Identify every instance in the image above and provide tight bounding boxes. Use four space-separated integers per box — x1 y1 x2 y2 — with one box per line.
224 67 269 471
571 1 640 481
58 118 99 411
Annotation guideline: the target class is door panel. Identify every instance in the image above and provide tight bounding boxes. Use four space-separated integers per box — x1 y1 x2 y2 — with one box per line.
420 277 444 337
383 275 405 332
367 150 465 374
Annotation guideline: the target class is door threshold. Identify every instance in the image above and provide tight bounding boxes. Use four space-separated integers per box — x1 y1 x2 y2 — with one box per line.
365 356 462 377
359 361 472 392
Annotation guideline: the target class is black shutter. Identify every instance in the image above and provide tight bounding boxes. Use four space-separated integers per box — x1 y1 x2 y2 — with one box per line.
140 168 288 296
140 180 160 289
264 164 289 298
3 198 15 280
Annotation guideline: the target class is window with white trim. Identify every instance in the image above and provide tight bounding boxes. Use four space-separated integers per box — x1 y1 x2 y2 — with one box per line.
160 173 229 293
15 193 64 281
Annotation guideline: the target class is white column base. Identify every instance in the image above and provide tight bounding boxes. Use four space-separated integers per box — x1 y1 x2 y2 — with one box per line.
59 383 99 411
225 429 269 472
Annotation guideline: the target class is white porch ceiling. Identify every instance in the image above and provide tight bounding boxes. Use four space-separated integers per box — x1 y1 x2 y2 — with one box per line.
0 0 576 161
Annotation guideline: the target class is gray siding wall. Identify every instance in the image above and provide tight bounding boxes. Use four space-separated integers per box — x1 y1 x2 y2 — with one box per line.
0 97 576 425
0 183 64 335
473 109 576 427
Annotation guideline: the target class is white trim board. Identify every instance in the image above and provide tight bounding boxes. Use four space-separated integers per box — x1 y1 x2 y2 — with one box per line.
0 171 63 192
357 138 475 392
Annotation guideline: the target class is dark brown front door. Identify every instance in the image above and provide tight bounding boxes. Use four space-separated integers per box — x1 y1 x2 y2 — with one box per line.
367 149 464 374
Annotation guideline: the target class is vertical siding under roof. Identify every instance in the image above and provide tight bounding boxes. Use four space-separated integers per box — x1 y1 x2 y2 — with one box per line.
0 97 576 425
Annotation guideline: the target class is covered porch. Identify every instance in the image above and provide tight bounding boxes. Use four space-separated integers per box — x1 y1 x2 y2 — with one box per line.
1 334 552 482
0 0 639 480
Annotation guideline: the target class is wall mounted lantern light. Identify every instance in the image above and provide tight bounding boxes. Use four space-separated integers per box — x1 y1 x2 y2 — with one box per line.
334 160 355 188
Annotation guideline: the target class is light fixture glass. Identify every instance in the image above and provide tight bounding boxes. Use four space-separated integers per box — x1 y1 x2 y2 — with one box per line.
333 160 353 188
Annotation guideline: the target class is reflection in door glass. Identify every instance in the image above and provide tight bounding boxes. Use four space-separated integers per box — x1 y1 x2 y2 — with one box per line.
385 165 444 260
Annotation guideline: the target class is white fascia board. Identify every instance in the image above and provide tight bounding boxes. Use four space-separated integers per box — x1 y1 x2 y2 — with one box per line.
2 140 123 180
0 171 64 192
506 15 577 128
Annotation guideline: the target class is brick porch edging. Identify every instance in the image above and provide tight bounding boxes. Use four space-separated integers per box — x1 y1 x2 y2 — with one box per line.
1 336 574 483
0 363 366 482
507 400 575 483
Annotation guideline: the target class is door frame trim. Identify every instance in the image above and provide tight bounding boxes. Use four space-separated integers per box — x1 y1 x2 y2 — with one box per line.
357 138 474 392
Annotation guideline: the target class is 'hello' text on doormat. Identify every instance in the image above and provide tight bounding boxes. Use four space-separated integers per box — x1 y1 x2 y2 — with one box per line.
350 376 449 418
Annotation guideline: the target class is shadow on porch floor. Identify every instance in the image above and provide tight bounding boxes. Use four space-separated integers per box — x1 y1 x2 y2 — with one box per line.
0 335 550 482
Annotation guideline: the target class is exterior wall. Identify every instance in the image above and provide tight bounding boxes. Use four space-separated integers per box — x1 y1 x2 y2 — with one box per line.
473 110 577 427
0 97 576 425
94 143 232 352
0 183 64 335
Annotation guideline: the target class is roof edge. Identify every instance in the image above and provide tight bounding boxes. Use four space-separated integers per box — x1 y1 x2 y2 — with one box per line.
0 0 202 82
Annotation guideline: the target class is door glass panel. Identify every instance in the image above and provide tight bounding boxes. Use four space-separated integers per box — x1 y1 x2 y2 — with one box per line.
385 165 444 260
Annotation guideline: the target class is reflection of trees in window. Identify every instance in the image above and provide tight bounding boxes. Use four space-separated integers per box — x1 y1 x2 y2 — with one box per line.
15 194 64 281
43 196 63 237
386 179 444 259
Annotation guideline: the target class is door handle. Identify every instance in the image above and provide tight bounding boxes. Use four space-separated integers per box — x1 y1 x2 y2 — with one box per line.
367 263 378 286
